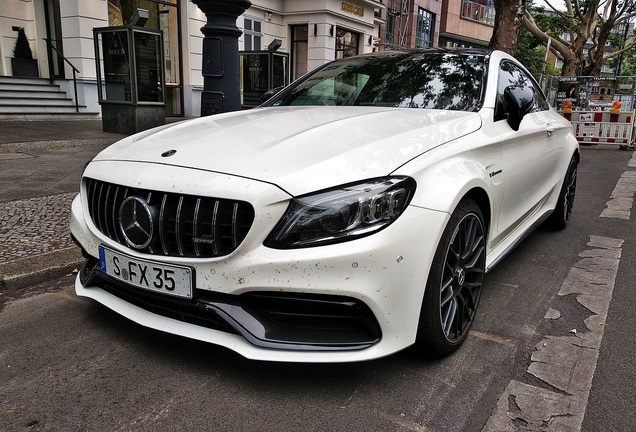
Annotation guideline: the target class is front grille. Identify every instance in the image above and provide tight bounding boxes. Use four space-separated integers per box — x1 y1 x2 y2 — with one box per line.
85 178 255 258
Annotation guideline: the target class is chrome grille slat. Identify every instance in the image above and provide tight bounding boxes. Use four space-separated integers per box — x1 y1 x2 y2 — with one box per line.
231 202 239 248
96 182 105 232
110 186 122 244
103 184 112 238
84 178 254 258
159 194 168 255
88 179 98 223
193 198 202 257
211 200 220 256
176 196 185 256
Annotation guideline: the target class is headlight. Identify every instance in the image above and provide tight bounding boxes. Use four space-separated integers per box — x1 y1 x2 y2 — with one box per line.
264 177 416 248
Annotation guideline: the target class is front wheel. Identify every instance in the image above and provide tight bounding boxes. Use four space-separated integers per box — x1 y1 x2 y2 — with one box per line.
414 199 486 358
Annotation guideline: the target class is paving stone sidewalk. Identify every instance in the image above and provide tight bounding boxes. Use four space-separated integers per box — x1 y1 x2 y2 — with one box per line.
0 193 77 263
0 120 125 289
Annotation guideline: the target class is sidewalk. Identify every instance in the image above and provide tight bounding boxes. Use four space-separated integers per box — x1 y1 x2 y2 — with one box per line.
0 119 126 290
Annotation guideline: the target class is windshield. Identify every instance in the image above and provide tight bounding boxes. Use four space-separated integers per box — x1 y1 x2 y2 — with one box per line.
270 51 487 112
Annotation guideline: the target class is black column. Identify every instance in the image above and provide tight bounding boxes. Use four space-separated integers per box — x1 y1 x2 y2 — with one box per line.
191 0 251 116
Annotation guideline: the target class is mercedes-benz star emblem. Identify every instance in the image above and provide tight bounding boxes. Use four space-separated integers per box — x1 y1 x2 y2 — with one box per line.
454 267 466 287
118 196 154 249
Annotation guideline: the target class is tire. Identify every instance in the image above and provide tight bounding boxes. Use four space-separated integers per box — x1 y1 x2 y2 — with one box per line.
546 156 577 230
414 199 486 358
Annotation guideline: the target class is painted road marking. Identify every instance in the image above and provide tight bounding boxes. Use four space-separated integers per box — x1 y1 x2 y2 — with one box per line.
470 330 518 348
482 236 623 431
600 171 636 219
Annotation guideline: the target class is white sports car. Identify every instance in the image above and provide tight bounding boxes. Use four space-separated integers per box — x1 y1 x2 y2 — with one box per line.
70 49 579 362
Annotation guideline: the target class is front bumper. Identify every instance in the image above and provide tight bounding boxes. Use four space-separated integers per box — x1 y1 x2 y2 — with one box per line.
78 256 382 351
71 181 448 362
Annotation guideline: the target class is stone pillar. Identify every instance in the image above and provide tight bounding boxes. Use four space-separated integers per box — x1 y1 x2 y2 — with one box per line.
191 0 251 116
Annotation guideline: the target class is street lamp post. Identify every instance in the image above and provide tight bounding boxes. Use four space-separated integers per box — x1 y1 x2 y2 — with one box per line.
191 0 251 116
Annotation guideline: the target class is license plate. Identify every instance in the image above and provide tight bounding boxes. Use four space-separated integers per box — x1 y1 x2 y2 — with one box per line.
99 246 193 299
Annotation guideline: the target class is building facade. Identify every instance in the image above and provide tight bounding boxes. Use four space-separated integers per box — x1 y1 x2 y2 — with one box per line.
438 0 494 48
0 0 493 119
380 0 441 49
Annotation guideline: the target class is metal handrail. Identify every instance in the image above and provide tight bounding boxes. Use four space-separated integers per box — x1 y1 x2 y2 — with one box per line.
43 38 80 112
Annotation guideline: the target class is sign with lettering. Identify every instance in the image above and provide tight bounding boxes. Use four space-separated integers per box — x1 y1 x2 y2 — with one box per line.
341 2 364 17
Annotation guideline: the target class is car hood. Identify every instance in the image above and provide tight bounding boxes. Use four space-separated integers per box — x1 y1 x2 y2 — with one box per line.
93 106 481 196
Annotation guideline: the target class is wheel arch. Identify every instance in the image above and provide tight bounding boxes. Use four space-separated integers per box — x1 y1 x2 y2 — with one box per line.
462 187 492 237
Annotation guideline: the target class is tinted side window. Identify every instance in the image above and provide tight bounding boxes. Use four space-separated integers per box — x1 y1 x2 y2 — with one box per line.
495 61 548 121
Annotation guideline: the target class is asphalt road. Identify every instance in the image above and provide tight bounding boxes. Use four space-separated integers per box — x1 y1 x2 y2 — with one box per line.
1 146 635 432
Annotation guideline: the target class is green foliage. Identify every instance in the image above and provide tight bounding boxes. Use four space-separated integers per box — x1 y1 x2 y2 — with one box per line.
617 46 636 76
515 29 558 79
13 28 33 60
528 5 569 37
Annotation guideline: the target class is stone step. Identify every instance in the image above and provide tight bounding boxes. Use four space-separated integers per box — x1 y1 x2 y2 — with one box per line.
0 89 68 99
0 76 99 120
0 97 75 106
0 82 61 92
0 105 89 114
0 76 51 86
0 112 100 121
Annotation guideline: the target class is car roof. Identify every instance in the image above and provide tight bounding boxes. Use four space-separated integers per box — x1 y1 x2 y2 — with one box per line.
353 47 492 59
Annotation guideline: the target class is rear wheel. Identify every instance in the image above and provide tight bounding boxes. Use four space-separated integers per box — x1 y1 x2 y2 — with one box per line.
546 156 577 230
414 199 486 357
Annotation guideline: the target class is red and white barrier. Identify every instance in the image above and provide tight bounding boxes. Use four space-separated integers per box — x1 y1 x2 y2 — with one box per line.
560 110 635 147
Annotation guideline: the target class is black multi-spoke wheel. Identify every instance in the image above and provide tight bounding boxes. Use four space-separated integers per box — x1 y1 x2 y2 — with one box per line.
415 199 486 357
546 156 578 230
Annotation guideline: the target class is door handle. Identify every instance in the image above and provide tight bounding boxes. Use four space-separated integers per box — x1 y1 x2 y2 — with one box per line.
546 123 556 136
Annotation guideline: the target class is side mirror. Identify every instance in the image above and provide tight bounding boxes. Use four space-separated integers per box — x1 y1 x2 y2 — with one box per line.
259 85 285 105
503 85 534 131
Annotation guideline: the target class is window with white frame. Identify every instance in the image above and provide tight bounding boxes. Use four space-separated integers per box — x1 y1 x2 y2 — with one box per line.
244 18 262 51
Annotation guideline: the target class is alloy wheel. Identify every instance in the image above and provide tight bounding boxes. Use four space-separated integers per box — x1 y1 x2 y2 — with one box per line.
439 213 486 342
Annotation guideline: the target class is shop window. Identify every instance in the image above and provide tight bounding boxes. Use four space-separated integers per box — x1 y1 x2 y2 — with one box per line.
335 28 359 60
244 18 262 51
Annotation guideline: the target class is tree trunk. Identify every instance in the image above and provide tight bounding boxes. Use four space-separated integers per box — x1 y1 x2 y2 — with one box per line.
561 55 582 76
490 0 527 55
584 0 619 76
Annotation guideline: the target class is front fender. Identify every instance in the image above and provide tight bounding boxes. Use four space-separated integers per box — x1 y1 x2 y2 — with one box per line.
393 137 503 238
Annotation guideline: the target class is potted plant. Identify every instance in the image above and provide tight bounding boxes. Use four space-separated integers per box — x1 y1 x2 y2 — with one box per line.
11 28 39 77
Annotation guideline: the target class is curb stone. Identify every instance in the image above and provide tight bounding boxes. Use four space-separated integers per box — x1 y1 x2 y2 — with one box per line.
0 247 84 291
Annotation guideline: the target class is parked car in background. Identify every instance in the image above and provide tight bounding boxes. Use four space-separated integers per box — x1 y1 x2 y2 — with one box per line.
71 49 579 362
